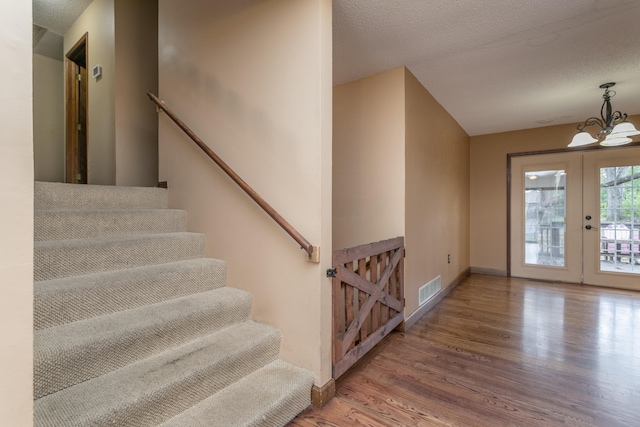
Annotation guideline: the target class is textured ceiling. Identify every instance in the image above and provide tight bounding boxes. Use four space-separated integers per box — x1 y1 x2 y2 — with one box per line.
333 0 640 136
33 0 93 60
31 0 640 137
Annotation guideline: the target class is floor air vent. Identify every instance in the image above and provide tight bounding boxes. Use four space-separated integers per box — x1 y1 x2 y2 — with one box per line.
419 275 441 305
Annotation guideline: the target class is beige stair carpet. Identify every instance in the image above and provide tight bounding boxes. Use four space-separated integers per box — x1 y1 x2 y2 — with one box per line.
33 182 313 427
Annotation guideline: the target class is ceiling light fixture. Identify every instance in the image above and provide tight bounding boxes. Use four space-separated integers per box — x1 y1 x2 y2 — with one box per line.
568 82 640 147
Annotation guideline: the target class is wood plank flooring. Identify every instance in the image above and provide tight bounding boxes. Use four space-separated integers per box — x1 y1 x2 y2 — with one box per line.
290 274 640 426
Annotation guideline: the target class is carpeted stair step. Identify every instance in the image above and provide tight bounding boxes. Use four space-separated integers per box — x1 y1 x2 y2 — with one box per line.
33 181 314 426
34 321 282 427
34 287 252 399
34 258 227 330
160 359 314 427
35 181 168 211
34 232 206 281
34 209 187 241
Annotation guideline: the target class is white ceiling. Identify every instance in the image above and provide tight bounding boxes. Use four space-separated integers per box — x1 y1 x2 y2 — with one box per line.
33 0 93 60
32 0 640 138
333 0 640 136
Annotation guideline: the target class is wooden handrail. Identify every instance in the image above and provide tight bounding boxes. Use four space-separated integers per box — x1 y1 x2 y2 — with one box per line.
147 91 319 262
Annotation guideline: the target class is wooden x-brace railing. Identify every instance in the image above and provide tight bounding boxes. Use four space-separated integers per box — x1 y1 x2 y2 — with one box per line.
332 237 404 378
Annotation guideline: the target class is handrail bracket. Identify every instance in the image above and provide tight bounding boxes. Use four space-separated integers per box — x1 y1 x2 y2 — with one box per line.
308 246 320 263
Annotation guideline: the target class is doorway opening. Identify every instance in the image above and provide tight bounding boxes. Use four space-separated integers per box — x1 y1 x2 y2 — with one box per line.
510 147 640 291
65 33 88 184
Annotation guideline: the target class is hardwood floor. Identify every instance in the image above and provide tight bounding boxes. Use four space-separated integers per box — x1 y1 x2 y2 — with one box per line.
290 275 640 426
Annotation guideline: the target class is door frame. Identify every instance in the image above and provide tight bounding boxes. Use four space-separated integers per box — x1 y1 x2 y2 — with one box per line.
582 146 640 290
507 143 640 278
509 152 583 283
65 33 88 184
506 141 640 288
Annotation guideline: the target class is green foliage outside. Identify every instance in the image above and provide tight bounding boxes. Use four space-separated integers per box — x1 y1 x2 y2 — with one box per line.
600 166 640 223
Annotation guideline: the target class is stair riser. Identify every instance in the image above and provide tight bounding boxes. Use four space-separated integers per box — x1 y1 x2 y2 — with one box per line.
35 326 282 427
34 289 253 399
35 182 168 211
35 259 227 330
160 360 314 427
34 233 206 281
33 182 314 426
35 210 187 241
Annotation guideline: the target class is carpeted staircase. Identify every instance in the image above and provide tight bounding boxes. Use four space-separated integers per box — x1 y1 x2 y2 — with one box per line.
33 181 314 427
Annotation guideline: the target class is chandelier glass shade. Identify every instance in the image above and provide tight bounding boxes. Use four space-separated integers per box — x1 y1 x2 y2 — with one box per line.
568 83 640 147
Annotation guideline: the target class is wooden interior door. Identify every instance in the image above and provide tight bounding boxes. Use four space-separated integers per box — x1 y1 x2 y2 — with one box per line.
65 34 88 184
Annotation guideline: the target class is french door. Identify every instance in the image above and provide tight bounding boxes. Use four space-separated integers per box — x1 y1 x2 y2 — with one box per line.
511 147 640 291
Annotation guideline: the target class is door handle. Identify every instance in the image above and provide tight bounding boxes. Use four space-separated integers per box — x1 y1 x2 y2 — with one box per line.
585 225 599 230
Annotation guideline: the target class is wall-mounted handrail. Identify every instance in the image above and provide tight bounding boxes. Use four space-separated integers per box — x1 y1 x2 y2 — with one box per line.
147 91 319 262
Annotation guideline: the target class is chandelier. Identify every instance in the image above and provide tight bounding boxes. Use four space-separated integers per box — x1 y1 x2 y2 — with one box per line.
568 82 640 147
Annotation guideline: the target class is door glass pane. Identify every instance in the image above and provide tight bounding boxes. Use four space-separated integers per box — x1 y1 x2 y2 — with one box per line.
600 165 640 274
524 170 566 266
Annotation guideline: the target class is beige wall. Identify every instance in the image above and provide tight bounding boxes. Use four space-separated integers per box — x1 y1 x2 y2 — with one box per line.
158 0 333 386
0 2 34 426
115 0 158 187
318 0 334 386
404 68 470 316
65 0 116 185
469 115 640 275
332 67 470 320
333 67 406 249
64 0 158 186
33 54 64 182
